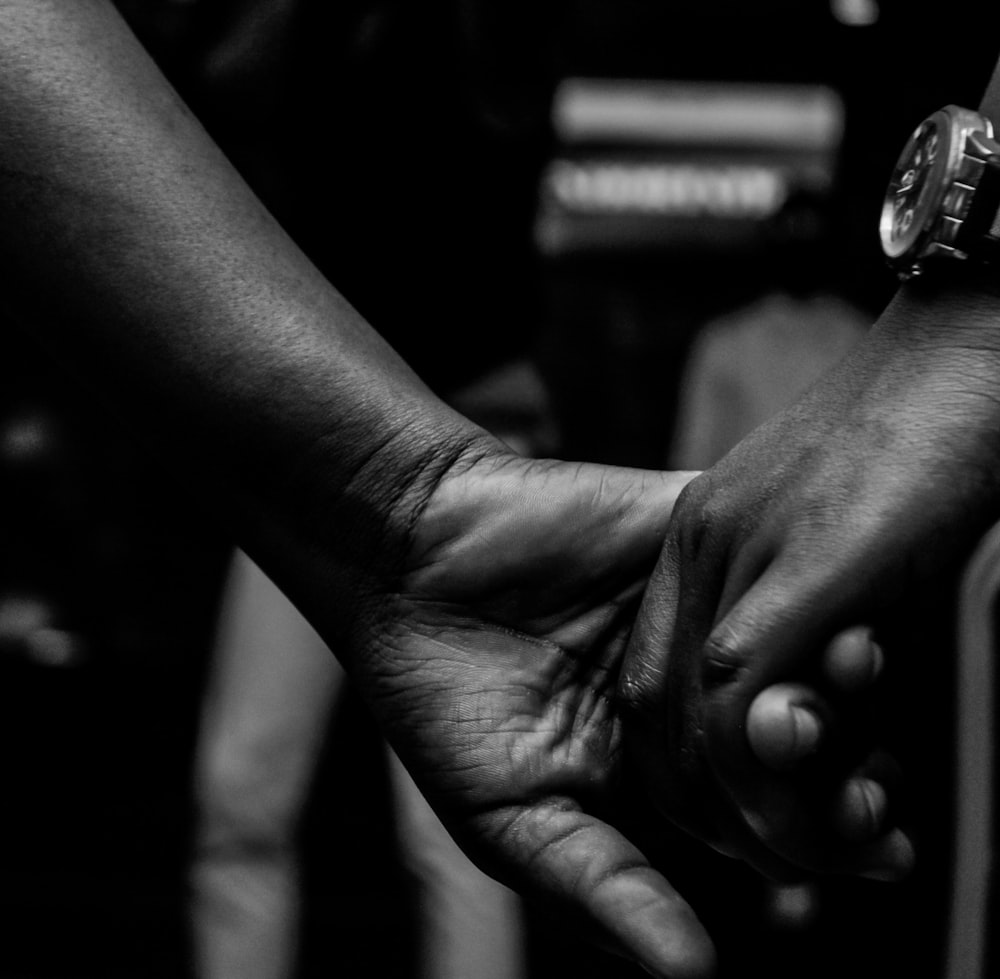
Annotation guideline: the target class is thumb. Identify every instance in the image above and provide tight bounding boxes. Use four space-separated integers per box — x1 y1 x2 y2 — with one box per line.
478 799 717 979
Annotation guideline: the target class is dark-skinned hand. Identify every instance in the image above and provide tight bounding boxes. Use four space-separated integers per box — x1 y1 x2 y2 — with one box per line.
621 282 1000 884
354 451 711 978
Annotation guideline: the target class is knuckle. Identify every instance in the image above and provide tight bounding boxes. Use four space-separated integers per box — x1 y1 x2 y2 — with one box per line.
672 474 713 522
700 626 749 687
672 477 726 558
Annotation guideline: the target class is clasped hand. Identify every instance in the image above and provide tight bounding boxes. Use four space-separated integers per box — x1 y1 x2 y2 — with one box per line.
351 284 1000 977
622 284 1000 912
345 407 921 977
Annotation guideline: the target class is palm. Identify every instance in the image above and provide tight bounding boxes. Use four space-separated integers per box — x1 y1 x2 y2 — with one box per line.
353 454 712 977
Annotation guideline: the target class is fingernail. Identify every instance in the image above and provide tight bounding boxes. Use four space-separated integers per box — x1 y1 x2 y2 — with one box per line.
789 705 821 758
834 778 888 842
823 628 884 691
748 685 824 770
860 830 916 881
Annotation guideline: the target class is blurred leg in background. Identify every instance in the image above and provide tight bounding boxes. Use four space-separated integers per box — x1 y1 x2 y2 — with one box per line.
190 549 339 979
387 749 528 979
188 353 556 979
190 548 529 979
668 288 871 472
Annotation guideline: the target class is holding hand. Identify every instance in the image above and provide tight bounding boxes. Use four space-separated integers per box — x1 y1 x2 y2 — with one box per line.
351 449 714 978
621 282 1000 884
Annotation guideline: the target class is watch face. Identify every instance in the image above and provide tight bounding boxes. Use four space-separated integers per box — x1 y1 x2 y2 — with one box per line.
879 112 950 262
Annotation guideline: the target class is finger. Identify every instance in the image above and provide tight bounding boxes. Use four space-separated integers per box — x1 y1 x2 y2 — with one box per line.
832 776 888 842
743 684 912 871
480 799 717 979
624 544 789 880
830 749 904 844
699 562 901 874
854 827 916 882
746 683 825 772
821 626 884 692
624 479 807 881
746 625 884 772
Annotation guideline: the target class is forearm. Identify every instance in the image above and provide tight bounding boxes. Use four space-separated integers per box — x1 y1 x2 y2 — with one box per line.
0 0 496 650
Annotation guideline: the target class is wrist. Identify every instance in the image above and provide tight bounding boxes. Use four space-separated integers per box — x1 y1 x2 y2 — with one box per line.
872 277 1000 361
335 414 503 579
261 409 506 655
841 279 1000 488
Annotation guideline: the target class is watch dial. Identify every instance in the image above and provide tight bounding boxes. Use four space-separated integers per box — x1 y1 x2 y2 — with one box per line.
880 115 947 260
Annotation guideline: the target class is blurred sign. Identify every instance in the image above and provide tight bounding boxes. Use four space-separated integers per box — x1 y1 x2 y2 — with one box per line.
547 161 787 219
535 78 845 257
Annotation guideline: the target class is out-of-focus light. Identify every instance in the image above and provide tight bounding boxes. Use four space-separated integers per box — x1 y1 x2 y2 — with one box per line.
0 594 87 667
0 593 52 642
27 628 86 668
764 882 822 930
0 413 54 465
831 0 880 26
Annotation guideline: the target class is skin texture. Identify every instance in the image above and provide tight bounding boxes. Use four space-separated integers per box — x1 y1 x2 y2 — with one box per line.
0 4 726 974
622 280 1000 880
361 452 715 978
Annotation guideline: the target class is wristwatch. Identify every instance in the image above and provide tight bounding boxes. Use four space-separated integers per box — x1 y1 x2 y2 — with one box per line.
879 104 1000 280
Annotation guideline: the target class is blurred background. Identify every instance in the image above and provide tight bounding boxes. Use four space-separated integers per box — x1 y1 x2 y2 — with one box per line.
2 1 999 976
